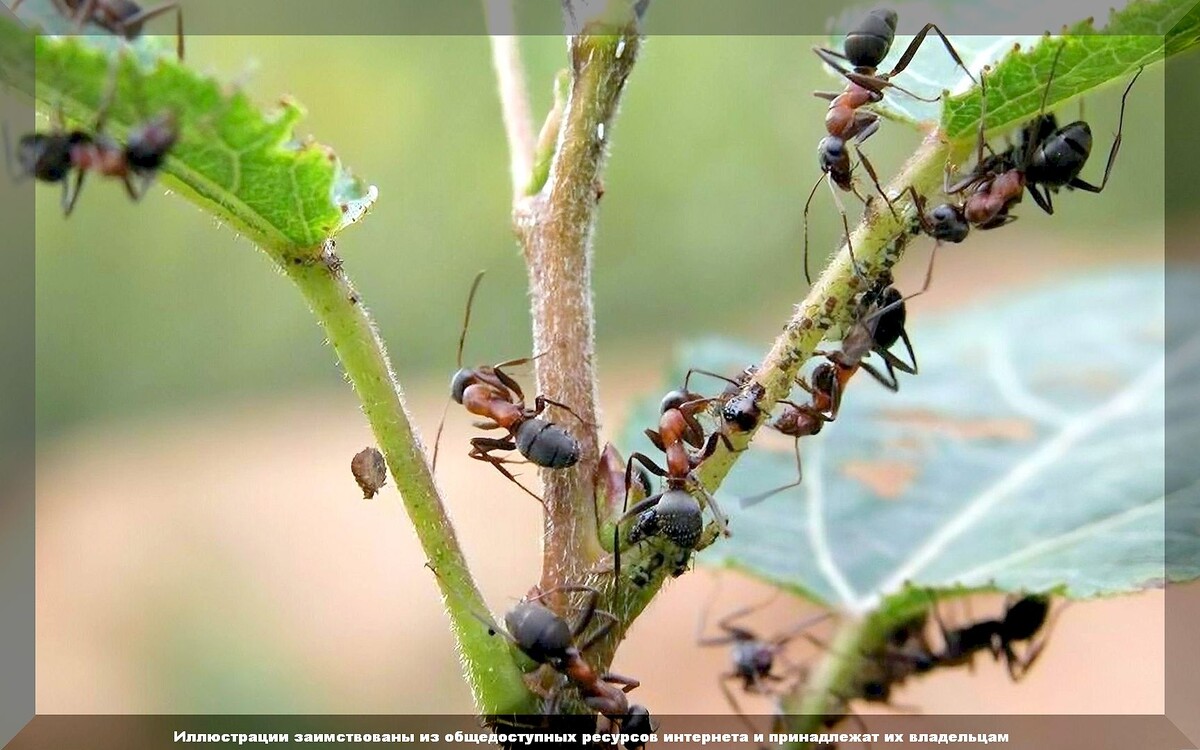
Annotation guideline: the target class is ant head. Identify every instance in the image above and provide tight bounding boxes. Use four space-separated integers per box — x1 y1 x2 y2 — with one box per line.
504 600 573 666
811 362 837 396
449 368 473 403
108 0 149 35
928 203 969 243
722 386 762 432
659 389 691 414
861 678 891 702
125 112 179 173
844 9 897 70
653 489 704 550
817 135 848 173
17 133 75 183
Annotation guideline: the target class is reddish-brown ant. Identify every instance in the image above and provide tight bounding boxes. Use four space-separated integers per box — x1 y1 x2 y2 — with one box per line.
5 69 178 216
489 585 642 725
804 8 976 283
917 45 1141 242
615 388 735 577
431 272 585 503
11 0 185 59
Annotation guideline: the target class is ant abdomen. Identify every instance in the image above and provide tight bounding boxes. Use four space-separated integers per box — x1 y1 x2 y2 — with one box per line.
449 368 474 404
648 489 703 549
844 9 898 69
1025 122 1092 188
125 113 179 172
515 418 581 469
504 601 573 666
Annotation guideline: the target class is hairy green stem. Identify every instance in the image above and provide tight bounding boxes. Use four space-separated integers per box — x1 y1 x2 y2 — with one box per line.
511 13 642 596
283 250 535 715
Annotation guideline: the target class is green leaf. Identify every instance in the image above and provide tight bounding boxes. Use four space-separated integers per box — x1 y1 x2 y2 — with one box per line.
625 270 1198 609
942 0 1200 140
0 11 376 258
820 0 1199 139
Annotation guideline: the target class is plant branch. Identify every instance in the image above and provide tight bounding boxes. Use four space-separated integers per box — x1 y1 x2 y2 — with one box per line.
486 0 536 199
507 8 642 595
283 247 535 716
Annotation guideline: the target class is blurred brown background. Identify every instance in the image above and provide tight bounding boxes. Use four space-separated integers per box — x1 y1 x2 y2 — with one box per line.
30 29 1181 721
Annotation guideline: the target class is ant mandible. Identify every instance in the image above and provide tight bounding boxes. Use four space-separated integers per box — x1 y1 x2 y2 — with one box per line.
5 65 178 216
917 44 1142 242
490 585 641 725
432 272 586 503
804 8 977 283
11 0 185 60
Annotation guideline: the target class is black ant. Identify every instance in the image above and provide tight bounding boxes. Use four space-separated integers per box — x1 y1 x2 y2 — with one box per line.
696 587 832 733
5 71 178 216
929 594 1059 680
917 45 1141 242
615 389 734 578
490 585 641 726
432 272 585 503
804 8 976 283
11 0 185 59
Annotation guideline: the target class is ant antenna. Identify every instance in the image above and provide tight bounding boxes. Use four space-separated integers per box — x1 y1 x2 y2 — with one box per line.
431 270 486 473
1023 42 1067 169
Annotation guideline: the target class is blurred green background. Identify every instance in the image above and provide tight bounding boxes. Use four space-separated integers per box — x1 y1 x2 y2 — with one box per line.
33 32 1167 436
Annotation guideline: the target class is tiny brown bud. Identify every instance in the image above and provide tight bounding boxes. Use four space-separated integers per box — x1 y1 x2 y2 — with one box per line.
351 447 387 499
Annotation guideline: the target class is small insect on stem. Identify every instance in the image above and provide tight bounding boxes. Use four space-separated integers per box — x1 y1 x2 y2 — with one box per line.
350 446 387 499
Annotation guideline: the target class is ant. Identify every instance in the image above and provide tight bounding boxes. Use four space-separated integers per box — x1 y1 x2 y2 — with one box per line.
490 585 641 725
804 8 976 283
11 0 185 60
615 389 735 578
917 45 1141 242
696 587 832 734
929 594 1059 680
5 66 178 216
432 272 586 503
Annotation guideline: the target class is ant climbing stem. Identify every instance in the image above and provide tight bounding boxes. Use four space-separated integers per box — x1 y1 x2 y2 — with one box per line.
12 0 186 60
804 8 977 284
431 272 586 503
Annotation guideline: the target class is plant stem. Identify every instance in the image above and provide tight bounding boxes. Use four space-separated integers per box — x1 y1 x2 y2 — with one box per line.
508 13 642 594
486 2 536 199
283 248 535 716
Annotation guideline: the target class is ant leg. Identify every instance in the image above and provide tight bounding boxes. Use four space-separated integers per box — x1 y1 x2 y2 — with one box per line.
533 395 590 426
859 359 901 391
1006 601 1067 681
1022 43 1067 167
771 611 835 648
696 484 732 538
61 168 86 217
490 360 531 403
801 172 824 285
67 0 99 34
718 675 762 736
683 368 741 393
468 437 545 504
826 175 862 280
1069 67 1142 194
643 428 665 452
854 145 896 220
884 23 978 86
812 90 840 102
598 670 640 694
1027 183 1054 215
739 438 804 508
118 2 185 60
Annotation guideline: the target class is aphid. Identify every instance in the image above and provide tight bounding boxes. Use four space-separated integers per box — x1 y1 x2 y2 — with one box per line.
350 447 387 499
